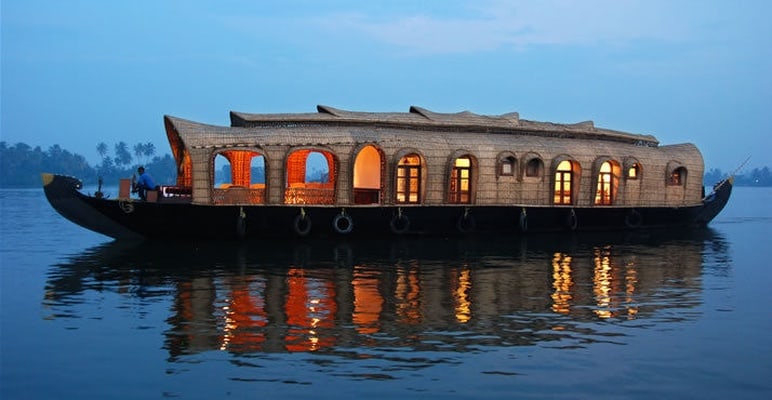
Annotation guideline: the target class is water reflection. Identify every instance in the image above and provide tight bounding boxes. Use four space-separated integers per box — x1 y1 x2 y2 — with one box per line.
44 230 729 358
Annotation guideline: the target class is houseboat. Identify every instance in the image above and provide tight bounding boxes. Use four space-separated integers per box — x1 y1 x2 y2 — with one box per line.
42 105 732 240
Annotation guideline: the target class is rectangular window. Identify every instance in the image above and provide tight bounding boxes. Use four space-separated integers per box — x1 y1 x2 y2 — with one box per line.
500 158 514 176
409 168 419 202
501 163 513 175
669 172 681 185
627 165 639 179
450 158 471 204
554 171 572 204
595 173 613 205
397 165 421 203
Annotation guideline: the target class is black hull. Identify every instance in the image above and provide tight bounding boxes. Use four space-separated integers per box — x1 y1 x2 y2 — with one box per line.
42 174 732 241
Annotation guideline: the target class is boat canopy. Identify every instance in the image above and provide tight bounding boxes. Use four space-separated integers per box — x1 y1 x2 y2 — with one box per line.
229 105 659 146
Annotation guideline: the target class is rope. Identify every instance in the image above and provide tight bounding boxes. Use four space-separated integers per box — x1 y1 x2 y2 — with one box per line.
706 156 749 198
119 198 134 214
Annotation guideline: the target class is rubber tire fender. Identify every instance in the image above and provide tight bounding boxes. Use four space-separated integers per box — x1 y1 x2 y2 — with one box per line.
333 213 354 234
390 213 410 234
293 214 312 236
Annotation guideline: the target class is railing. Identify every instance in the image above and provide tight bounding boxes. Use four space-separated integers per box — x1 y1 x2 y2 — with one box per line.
212 187 266 205
284 187 335 205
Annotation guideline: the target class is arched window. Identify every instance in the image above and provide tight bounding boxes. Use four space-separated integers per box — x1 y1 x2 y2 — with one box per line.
449 156 472 203
214 153 230 187
595 161 614 205
251 156 265 187
554 160 574 205
669 167 687 186
396 154 421 204
526 158 543 177
353 145 384 204
305 152 329 183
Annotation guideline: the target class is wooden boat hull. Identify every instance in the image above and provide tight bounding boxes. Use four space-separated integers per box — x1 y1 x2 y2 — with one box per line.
42 173 732 241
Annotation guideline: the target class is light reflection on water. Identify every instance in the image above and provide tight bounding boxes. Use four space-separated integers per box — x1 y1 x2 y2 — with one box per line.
43 232 726 367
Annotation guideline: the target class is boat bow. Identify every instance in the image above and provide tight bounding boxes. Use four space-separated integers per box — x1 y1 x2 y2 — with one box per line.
42 173 144 240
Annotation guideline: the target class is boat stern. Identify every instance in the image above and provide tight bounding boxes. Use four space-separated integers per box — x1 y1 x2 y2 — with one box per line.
695 177 733 225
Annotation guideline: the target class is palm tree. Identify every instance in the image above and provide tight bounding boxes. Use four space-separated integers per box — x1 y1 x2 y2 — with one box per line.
133 143 145 166
143 142 156 161
114 141 132 168
96 142 109 171
97 142 108 160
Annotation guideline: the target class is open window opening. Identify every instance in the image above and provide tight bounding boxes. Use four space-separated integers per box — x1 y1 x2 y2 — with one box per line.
285 149 336 204
212 150 266 204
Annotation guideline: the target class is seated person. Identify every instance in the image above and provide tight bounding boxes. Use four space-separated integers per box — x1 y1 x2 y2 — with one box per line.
132 166 159 200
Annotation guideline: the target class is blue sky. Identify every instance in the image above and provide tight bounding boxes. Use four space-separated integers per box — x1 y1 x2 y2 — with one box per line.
2 0 771 172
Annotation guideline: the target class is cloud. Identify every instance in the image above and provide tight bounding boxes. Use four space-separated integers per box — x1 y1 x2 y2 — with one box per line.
319 0 699 55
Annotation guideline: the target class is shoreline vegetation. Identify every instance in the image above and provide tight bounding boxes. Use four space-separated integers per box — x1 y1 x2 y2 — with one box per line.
1 141 175 189
1 140 770 188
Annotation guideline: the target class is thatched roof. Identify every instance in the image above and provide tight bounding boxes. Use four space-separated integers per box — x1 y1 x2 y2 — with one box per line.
228 105 659 146
163 105 666 169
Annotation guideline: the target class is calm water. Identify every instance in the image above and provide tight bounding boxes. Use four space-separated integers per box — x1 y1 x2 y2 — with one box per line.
1 187 771 399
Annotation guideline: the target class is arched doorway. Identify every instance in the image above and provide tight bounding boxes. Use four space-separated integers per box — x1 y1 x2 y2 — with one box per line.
353 145 383 204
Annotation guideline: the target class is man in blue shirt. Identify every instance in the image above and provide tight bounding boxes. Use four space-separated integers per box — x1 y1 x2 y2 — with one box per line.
133 166 158 201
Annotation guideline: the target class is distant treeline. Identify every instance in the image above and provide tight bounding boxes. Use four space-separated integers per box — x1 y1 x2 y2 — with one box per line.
0 141 176 188
704 167 771 187
1 140 770 188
